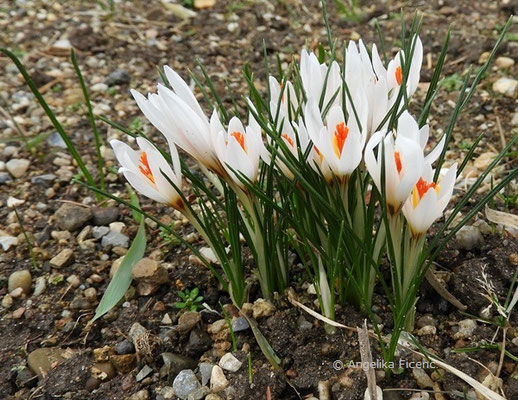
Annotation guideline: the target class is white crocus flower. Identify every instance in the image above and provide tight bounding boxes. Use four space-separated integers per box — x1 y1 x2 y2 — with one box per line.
110 137 184 209
402 162 457 236
365 115 425 215
212 112 269 187
268 76 299 118
304 98 367 180
130 66 224 175
299 49 342 109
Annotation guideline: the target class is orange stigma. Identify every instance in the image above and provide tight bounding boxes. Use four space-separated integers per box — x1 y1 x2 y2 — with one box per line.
138 152 155 184
282 133 294 147
231 131 247 152
412 177 437 207
332 122 349 157
395 66 403 85
394 151 402 174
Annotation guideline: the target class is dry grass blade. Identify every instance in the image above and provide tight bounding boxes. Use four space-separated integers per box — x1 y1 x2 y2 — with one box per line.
485 205 518 230
357 319 379 400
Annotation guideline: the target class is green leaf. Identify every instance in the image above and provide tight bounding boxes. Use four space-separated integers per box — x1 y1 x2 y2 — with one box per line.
89 220 146 324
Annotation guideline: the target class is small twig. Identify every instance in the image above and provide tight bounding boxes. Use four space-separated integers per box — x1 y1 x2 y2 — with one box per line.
425 265 467 311
495 116 506 151
496 327 507 378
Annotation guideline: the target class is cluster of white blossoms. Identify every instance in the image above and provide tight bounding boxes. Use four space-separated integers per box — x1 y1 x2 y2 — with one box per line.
111 35 456 237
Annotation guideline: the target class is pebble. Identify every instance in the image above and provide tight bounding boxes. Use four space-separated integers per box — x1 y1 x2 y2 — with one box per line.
92 206 119 226
130 390 149 400
12 307 25 318
231 316 250 332
31 174 56 185
102 231 129 248
297 316 313 331
186 329 212 356
492 77 518 97
115 339 135 355
208 319 228 334
496 56 514 69
0 172 12 184
2 294 13 308
412 368 434 389
70 296 91 310
7 196 24 207
199 362 214 386
54 204 92 232
33 276 46 296
8 270 32 294
91 83 108 92
409 392 430 400
161 386 175 399
10 287 24 298
252 298 275 319
205 395 223 400
105 68 131 86
210 365 228 393
92 362 116 381
0 234 18 250
172 369 201 400
160 353 197 377
84 287 97 303
47 131 67 149
136 365 153 382
6 158 30 178
219 352 242 372
456 226 484 250
162 313 173 324
92 226 110 239
177 311 201 334
67 274 81 288
416 325 437 336
49 248 74 268
27 347 67 378
453 319 477 339
132 258 169 285
472 219 492 235
511 113 518 126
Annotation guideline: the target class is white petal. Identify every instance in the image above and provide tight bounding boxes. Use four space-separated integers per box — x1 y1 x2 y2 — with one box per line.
164 65 206 121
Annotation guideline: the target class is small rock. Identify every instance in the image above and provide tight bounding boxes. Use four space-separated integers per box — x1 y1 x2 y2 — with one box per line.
51 230 71 242
186 329 212 357
115 339 135 355
231 316 250 332
492 77 518 97
91 362 116 381
136 365 153 382
130 390 149 400
472 219 492 235
92 207 119 226
91 83 108 92
194 0 216 9
49 248 74 268
6 158 30 178
47 131 67 149
416 325 437 336
70 296 91 310
15 366 36 388
199 362 214 386
161 353 197 377
7 196 24 207
0 172 12 184
252 298 275 319
93 346 115 362
92 226 110 239
8 270 32 294
456 226 484 250
409 392 430 400
0 234 18 250
511 113 518 126
297 316 313 331
210 365 228 392
102 231 129 248
454 319 477 339
31 174 56 185
84 287 97 303
205 395 223 400
10 287 24 298
162 313 173 324
208 319 228 335
161 386 175 399
110 354 136 373
33 276 46 296
219 353 242 372
412 368 434 389
129 322 147 344
177 311 200 334
2 294 13 308
55 204 92 232
105 68 131 86
67 274 81 288
496 56 514 69
109 222 125 233
172 369 201 400
132 258 169 285
27 347 67 378
13 307 25 319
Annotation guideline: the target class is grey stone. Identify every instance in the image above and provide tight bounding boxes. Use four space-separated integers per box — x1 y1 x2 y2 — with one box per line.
456 225 484 250
297 316 313 331
55 204 92 232
49 248 74 269
47 131 67 149
8 270 32 294
102 231 129 248
70 296 92 310
172 369 201 400
92 226 110 239
0 172 12 184
492 77 518 97
161 353 197 377
198 362 214 386
115 339 135 355
412 368 434 389
105 68 131 86
219 353 242 372
31 174 56 185
231 316 249 332
136 365 153 382
177 311 200 335
92 206 119 226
